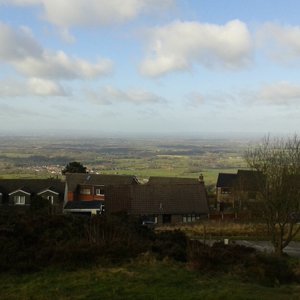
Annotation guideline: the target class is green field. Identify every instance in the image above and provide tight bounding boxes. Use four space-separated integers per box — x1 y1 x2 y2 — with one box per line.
1 261 300 300
0 136 251 186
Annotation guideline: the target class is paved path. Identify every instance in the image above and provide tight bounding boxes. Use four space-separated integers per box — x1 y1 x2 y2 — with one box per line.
236 240 300 257
197 239 300 257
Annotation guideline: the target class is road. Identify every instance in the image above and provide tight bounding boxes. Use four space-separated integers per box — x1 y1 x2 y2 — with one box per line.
197 239 300 257
236 240 300 257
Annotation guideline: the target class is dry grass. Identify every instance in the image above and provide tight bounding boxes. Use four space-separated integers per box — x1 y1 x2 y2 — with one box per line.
156 221 268 239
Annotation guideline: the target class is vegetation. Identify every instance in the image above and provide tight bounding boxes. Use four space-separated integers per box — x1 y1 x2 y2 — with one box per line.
157 221 270 240
245 136 300 255
62 161 87 174
1 261 300 300
0 210 300 298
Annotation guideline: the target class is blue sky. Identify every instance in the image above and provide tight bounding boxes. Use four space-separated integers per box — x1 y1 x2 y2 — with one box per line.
1 0 300 136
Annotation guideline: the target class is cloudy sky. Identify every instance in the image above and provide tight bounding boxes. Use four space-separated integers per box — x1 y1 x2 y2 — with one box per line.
1 0 300 136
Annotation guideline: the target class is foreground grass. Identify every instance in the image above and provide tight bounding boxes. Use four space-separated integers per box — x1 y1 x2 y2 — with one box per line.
1 261 300 300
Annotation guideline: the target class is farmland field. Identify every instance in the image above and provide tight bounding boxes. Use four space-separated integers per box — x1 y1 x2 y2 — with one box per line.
0 135 257 186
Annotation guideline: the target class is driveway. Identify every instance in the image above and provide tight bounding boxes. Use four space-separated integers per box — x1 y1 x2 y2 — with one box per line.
235 240 300 257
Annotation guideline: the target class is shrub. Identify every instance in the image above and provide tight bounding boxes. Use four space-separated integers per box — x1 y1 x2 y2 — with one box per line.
187 240 256 272
152 230 187 262
187 240 297 286
0 212 154 272
245 254 296 286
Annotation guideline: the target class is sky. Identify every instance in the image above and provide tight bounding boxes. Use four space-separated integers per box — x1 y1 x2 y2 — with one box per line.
1 0 300 136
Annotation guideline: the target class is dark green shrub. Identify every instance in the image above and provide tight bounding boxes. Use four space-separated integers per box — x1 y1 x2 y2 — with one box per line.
245 254 296 286
152 230 187 262
187 240 256 272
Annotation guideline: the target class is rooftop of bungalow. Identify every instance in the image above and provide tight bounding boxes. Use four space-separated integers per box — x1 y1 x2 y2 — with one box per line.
0 178 65 195
65 173 139 191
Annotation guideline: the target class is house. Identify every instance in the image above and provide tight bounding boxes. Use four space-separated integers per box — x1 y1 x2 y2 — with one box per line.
216 170 263 212
0 179 65 213
234 170 263 209
147 176 203 185
216 173 237 211
105 176 209 224
63 173 139 215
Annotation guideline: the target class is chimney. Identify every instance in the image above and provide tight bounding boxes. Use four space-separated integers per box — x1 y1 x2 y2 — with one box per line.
199 173 204 184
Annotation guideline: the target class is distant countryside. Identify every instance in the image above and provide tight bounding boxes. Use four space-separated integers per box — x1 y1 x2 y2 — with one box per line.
0 136 250 187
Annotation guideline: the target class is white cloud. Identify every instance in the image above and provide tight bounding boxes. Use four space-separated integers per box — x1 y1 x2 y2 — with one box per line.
258 23 300 63
140 20 253 77
0 0 174 27
0 22 113 79
0 78 67 97
258 82 300 105
0 0 40 4
14 51 113 79
88 86 166 105
0 23 42 60
27 78 67 96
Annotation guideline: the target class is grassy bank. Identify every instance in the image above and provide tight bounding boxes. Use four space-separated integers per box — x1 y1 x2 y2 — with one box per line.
1 260 300 300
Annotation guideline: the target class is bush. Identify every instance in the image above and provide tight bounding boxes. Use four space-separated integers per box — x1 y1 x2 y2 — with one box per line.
245 254 296 286
152 230 187 262
0 212 154 272
187 240 256 272
187 240 297 286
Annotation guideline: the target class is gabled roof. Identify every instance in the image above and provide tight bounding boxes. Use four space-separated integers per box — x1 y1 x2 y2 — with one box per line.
66 173 139 192
64 200 103 210
37 187 60 195
147 176 200 185
216 173 237 188
105 183 208 215
8 188 31 196
0 179 65 196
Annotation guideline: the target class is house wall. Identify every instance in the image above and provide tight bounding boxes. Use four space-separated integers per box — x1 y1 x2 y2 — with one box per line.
216 187 235 203
171 214 182 223
67 191 74 201
70 185 106 202
154 214 206 225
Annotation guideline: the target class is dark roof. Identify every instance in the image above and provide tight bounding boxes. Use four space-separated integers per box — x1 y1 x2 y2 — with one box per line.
147 176 200 185
0 179 65 195
66 173 139 192
216 173 237 188
236 170 263 191
105 183 208 215
64 200 103 210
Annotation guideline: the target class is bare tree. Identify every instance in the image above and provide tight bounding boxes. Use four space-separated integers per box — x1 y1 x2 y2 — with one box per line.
245 135 300 255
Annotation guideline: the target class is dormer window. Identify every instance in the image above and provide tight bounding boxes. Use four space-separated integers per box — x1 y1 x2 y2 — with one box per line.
14 195 26 205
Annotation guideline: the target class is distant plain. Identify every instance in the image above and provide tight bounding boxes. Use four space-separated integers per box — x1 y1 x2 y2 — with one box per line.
0 136 257 187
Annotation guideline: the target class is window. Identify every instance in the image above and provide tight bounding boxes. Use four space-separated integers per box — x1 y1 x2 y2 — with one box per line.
95 187 105 196
80 188 91 195
183 214 200 223
47 195 54 205
221 188 231 194
14 195 26 205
